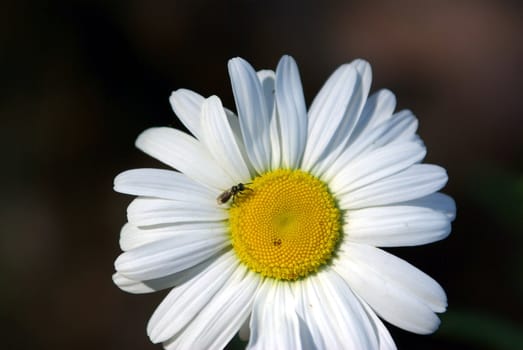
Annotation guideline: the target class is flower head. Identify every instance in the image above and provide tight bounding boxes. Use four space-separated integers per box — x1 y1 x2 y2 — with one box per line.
113 55 455 349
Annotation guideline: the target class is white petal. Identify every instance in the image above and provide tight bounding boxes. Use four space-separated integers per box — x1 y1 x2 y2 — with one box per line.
224 109 257 176
383 110 421 145
114 168 217 201
345 205 452 247
338 164 448 209
114 230 228 280
136 127 234 189
353 293 397 350
320 271 382 348
228 57 271 174
275 55 307 169
302 64 358 171
348 89 397 143
293 278 333 350
304 60 372 175
248 280 304 350
200 96 251 182
113 272 160 294
328 141 426 194
402 192 457 221
126 197 226 226
257 70 276 113
112 255 215 294
147 251 238 342
334 243 445 334
294 272 378 349
169 89 205 140
119 221 227 251
320 110 418 180
163 266 259 350
257 70 282 171
353 59 373 97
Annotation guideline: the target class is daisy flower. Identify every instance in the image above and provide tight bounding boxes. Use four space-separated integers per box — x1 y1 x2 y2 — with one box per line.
113 55 456 349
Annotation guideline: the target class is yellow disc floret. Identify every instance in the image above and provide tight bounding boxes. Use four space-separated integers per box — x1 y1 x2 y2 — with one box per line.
229 169 341 281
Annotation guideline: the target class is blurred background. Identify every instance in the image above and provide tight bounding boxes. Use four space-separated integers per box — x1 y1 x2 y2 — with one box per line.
2 0 522 349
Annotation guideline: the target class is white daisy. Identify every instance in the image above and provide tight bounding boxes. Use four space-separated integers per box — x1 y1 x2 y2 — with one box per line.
113 55 456 349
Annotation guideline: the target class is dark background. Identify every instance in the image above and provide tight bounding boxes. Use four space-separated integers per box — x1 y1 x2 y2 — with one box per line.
2 0 522 349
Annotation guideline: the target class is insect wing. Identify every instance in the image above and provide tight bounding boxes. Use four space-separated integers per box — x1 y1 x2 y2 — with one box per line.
217 190 233 204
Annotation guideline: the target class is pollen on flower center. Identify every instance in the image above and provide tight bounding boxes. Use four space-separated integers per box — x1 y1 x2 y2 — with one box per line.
228 169 341 281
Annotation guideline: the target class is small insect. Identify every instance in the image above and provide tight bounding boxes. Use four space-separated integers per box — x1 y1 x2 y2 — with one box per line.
217 183 250 205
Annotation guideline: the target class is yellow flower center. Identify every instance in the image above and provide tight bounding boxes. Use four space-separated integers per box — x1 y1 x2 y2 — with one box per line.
229 169 341 281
